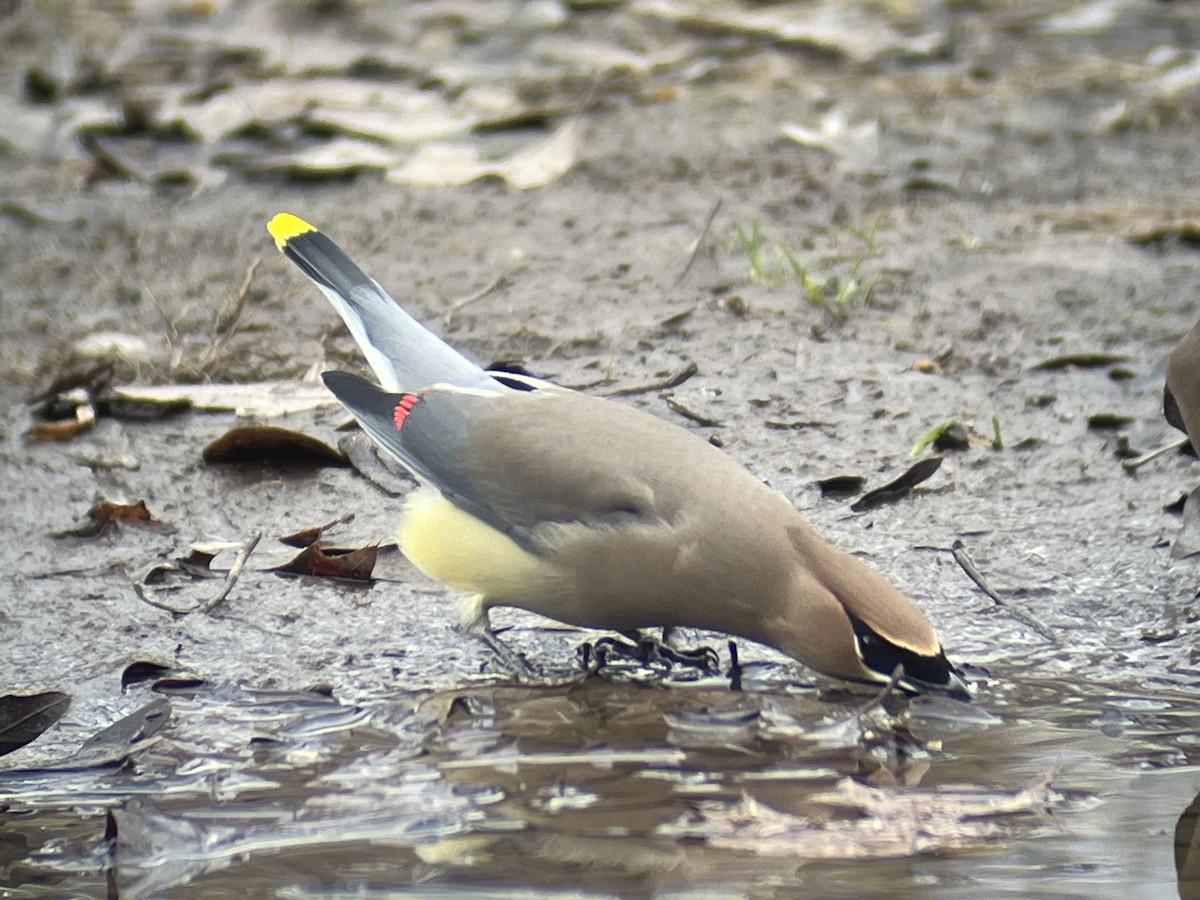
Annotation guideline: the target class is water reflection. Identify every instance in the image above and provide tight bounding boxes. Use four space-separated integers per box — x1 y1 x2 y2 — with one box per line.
3 658 1200 897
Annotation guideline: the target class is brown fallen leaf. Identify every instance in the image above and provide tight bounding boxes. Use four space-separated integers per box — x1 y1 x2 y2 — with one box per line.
202 425 347 466
26 401 96 442
54 499 175 539
273 540 378 582
851 457 943 512
280 515 356 548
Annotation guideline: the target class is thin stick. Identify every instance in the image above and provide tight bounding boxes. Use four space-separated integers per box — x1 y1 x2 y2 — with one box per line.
666 198 723 296
197 256 261 372
442 275 507 327
202 532 261 613
1121 437 1188 472
950 540 1059 644
606 361 699 397
851 664 903 719
132 574 194 615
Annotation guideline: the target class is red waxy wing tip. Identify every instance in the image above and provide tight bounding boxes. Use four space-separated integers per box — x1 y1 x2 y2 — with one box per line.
393 394 420 430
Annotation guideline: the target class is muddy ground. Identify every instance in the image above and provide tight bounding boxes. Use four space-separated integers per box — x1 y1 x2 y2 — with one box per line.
2 1 1200 897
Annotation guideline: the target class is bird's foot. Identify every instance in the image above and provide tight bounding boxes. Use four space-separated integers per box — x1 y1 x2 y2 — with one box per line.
581 629 722 680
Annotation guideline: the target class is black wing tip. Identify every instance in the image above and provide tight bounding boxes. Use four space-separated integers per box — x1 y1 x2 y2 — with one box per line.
322 370 399 419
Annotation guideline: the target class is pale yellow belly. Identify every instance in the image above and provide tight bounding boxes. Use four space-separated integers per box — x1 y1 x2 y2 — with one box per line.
399 487 562 603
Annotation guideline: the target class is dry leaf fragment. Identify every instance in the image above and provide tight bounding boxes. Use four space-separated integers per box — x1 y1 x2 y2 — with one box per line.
1029 352 1129 371
851 458 943 512
388 120 578 190
279 514 356 548
54 499 174 538
273 540 378 582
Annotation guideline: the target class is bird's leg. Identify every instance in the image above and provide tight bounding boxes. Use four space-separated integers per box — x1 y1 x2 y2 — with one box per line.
459 595 538 680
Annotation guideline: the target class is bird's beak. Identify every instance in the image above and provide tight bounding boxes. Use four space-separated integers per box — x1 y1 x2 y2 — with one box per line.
899 666 972 702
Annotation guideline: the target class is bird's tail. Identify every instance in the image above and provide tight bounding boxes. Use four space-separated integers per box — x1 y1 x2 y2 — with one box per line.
267 213 499 393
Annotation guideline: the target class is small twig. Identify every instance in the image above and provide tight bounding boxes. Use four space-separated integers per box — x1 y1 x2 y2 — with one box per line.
852 664 904 719
442 275 507 327
1121 436 1188 472
197 256 261 373
666 198 722 297
132 573 194 615
663 392 723 426
202 532 261 613
605 361 699 397
950 540 1059 645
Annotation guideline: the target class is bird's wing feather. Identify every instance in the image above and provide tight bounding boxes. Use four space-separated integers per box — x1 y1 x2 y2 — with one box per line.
269 213 500 393
322 371 667 549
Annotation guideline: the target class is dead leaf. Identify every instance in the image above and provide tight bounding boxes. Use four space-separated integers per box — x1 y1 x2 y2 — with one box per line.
54 499 174 539
279 514 356 548
635 0 946 64
851 457 943 512
0 692 71 757
273 540 378 582
26 401 95 441
63 699 170 769
817 474 866 497
1087 412 1135 431
1029 352 1130 371
1127 219 1200 249
110 382 338 418
388 120 578 190
202 425 347 467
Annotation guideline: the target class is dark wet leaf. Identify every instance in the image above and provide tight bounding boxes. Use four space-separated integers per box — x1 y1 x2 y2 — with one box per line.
100 395 190 421
279 514 356 548
1165 493 1189 515
1127 220 1200 249
933 422 970 451
53 499 174 539
121 662 174 690
1030 352 1129 371
202 425 348 466
0 692 71 757
817 474 867 497
273 541 378 582
1087 412 1135 431
606 361 699 397
150 678 209 696
851 457 943 512
65 699 170 768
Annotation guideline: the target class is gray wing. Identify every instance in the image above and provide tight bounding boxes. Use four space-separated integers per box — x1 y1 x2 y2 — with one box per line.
322 372 664 550
280 228 500 393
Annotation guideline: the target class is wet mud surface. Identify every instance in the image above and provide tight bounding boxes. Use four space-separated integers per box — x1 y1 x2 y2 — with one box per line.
2 1 1200 896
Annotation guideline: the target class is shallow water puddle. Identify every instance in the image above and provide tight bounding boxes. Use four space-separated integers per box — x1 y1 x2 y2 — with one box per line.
1 674 1195 897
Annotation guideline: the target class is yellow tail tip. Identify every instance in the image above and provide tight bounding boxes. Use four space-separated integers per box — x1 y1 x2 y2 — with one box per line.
267 212 317 250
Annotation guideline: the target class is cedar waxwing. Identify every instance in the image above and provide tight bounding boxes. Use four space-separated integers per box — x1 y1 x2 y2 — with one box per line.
268 213 969 699
1166 319 1200 452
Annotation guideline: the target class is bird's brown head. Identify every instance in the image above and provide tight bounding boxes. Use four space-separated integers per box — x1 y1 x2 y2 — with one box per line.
777 525 970 700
